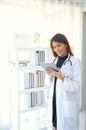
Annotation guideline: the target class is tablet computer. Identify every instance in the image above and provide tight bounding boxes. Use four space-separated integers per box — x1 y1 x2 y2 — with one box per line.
41 62 58 71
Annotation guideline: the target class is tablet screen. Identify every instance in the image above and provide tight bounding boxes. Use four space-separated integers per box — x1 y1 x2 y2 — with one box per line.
41 62 58 71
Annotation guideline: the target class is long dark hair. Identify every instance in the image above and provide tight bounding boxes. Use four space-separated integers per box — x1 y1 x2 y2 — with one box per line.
50 33 74 57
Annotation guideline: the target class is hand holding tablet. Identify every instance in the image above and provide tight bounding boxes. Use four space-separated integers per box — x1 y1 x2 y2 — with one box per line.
41 62 58 71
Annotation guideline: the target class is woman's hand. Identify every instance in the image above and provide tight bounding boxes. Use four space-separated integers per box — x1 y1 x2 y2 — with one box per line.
47 67 64 82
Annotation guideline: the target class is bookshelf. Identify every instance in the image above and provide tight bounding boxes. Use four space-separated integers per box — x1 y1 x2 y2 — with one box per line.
9 46 51 130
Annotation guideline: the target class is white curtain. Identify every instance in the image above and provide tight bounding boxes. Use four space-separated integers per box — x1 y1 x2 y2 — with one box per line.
43 1 82 59
0 1 83 129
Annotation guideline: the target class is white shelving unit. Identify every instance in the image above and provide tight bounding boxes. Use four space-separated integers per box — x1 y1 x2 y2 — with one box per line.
9 46 51 130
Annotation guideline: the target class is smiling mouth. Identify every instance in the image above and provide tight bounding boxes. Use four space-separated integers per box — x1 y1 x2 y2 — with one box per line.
57 51 62 55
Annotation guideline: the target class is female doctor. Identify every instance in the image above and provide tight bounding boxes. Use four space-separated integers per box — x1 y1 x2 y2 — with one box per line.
46 33 81 130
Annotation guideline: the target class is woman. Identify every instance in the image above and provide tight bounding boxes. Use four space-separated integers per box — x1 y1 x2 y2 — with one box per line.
46 33 81 130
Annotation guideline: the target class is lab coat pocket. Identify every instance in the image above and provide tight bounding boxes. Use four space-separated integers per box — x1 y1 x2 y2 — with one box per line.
62 69 73 79
63 101 77 117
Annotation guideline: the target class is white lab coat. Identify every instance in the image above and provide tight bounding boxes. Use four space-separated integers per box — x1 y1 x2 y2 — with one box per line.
45 54 81 130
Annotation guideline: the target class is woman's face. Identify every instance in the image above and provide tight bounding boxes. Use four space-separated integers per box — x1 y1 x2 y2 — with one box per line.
52 41 67 57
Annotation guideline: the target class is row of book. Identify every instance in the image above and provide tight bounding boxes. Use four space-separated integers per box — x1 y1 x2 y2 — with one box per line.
24 70 45 89
29 50 46 66
25 91 45 107
12 50 46 67
35 51 45 65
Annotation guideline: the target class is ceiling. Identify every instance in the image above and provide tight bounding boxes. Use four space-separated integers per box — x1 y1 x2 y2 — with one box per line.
0 0 86 8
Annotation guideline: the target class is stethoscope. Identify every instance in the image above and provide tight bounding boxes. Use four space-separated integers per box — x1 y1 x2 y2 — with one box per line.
63 55 72 66
54 55 72 66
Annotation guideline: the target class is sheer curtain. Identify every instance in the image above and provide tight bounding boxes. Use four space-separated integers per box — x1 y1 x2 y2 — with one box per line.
43 1 82 59
0 0 83 129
